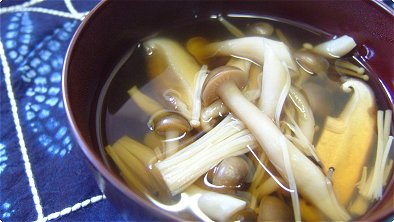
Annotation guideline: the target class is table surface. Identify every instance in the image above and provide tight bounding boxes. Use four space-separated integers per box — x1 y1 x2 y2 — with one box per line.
0 0 393 221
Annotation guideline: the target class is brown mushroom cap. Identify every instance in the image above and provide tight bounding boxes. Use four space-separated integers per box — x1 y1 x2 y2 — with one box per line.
294 50 329 75
212 156 250 188
246 22 274 37
202 65 248 106
153 113 191 136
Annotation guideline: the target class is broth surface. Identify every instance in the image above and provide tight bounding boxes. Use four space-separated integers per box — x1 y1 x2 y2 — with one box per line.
96 14 393 221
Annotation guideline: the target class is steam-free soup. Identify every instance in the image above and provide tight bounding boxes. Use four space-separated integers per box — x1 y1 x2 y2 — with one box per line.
97 14 393 221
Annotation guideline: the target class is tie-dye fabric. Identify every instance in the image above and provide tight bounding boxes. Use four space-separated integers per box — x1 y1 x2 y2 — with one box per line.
0 1 159 221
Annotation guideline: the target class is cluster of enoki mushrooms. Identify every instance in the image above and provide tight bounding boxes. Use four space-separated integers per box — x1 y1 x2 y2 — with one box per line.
106 16 393 222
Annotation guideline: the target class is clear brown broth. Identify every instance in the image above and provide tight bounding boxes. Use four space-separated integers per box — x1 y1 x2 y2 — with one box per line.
96 15 393 221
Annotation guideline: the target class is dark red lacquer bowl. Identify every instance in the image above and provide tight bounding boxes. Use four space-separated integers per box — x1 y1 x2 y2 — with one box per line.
63 0 393 221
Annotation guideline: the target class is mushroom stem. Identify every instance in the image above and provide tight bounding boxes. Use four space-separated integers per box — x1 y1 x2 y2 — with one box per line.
311 35 357 58
258 46 291 123
203 66 349 221
148 185 246 222
196 36 297 71
191 65 208 127
155 115 257 195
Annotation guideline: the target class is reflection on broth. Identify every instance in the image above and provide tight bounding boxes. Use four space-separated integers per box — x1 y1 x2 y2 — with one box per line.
97 14 393 221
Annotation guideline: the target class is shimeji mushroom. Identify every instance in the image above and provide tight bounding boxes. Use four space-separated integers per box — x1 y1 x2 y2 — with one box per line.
316 78 377 206
335 59 369 81
304 35 357 58
258 46 291 124
293 50 329 76
155 114 258 196
143 38 203 124
148 185 247 222
150 112 192 157
188 36 297 71
246 22 275 37
211 156 253 189
200 65 350 220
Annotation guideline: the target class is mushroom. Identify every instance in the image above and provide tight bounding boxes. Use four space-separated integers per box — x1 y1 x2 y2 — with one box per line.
154 114 257 196
200 65 350 220
212 156 252 188
258 46 291 124
150 112 192 157
257 196 294 222
306 35 357 58
246 22 274 37
335 59 369 81
294 50 329 75
228 208 257 222
148 185 247 222
186 36 297 71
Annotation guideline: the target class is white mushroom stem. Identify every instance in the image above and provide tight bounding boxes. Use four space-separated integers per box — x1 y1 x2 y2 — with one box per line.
312 35 357 58
359 109 393 200
191 65 208 127
258 46 291 124
208 73 349 220
200 36 297 71
163 89 192 119
155 115 257 195
243 64 262 102
287 86 316 143
147 185 246 222
201 100 228 122
162 131 186 157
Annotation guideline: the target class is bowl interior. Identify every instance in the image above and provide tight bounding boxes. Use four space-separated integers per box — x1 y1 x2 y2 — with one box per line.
63 0 393 221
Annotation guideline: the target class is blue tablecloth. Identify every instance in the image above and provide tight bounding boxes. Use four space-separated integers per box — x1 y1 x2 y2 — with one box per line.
1 1 393 222
0 1 129 221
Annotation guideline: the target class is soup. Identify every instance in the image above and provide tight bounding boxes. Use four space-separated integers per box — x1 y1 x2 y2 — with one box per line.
96 14 393 221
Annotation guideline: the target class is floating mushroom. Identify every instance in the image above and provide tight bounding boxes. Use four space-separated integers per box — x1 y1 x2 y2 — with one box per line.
187 36 297 71
155 114 257 195
150 112 192 157
257 196 294 221
200 65 349 220
212 156 252 189
307 35 357 58
246 22 274 37
258 46 291 124
294 50 329 75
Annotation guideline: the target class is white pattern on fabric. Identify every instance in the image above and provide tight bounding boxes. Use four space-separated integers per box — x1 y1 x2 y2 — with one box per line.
0 143 6 175
0 40 45 221
0 1 108 221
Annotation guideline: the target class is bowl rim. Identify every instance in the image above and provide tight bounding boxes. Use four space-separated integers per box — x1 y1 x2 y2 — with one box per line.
62 0 393 221
62 0 182 220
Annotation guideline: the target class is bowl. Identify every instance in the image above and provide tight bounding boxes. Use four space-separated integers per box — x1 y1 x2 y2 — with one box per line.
63 0 394 221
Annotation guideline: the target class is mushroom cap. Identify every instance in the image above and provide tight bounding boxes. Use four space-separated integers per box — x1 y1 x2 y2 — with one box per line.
153 112 191 136
294 50 329 75
212 156 250 187
246 22 274 37
202 65 248 106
